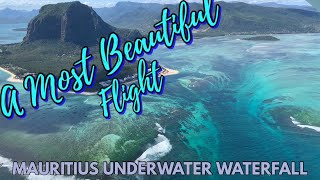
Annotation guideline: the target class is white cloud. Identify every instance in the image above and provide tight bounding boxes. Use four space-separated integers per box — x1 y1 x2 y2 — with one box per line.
0 0 310 10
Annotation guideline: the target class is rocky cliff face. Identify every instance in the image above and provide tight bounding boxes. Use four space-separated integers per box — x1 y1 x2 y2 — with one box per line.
24 1 140 45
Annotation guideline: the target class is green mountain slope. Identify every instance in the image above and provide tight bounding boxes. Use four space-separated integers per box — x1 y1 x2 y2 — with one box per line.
0 2 141 91
97 1 320 36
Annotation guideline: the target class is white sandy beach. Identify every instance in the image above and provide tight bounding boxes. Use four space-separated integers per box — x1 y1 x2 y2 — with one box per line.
0 66 97 96
160 68 179 76
0 67 23 83
0 66 179 96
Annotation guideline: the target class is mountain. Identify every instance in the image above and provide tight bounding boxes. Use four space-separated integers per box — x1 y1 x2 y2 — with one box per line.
2 1 320 37
23 1 140 45
94 2 164 34
258 2 316 11
95 1 320 36
209 2 320 36
0 8 38 24
0 1 141 91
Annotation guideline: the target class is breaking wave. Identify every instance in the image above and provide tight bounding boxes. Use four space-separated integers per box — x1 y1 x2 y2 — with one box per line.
0 155 76 180
136 134 172 162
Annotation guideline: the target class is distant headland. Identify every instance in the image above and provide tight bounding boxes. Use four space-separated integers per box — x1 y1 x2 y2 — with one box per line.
242 36 280 41
0 1 178 93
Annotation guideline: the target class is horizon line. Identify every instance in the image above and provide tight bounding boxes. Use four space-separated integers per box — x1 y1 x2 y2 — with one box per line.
0 1 312 11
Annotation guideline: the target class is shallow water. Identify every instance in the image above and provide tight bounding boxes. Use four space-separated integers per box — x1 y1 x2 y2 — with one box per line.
0 23 27 44
0 32 320 179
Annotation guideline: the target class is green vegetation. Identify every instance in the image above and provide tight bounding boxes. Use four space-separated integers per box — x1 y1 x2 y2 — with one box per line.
97 2 320 36
39 2 77 17
242 36 280 41
0 1 142 92
23 1 141 45
0 40 139 91
270 106 320 127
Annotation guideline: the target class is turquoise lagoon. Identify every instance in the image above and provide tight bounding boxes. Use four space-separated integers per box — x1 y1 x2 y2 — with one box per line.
0 23 27 44
0 25 320 179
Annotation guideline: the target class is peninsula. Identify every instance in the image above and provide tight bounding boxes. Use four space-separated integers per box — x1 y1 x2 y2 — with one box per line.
0 1 178 92
242 36 280 41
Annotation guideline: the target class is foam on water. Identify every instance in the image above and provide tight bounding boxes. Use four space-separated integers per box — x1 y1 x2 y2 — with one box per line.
296 125 320 132
0 155 13 171
1 33 320 179
0 155 76 180
236 35 320 129
155 123 166 134
135 134 172 162
290 116 320 132
27 174 76 180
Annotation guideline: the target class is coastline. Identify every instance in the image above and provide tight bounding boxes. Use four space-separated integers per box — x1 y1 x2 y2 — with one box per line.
0 66 179 96
0 154 76 179
161 68 179 76
290 116 320 133
0 67 23 83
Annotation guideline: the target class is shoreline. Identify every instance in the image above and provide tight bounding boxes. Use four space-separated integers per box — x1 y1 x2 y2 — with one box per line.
160 68 179 76
290 116 320 133
0 153 76 180
0 67 23 83
0 66 179 96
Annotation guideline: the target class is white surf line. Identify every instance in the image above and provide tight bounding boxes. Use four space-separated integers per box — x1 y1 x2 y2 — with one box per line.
0 155 13 171
0 67 23 83
290 116 320 132
155 123 166 134
0 155 77 180
135 134 172 162
136 123 172 162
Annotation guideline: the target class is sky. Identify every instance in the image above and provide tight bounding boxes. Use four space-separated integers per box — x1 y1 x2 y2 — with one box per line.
0 0 311 10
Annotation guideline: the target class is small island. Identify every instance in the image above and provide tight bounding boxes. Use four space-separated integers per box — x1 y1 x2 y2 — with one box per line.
242 36 280 41
12 28 27 32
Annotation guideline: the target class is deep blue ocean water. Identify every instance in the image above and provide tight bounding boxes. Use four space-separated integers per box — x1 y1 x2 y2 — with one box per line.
0 24 320 179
